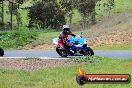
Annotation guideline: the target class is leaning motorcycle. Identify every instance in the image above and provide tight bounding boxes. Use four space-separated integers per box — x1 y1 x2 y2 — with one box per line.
52 33 94 57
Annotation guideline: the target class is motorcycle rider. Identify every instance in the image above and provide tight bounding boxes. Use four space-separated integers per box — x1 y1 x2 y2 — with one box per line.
58 25 76 53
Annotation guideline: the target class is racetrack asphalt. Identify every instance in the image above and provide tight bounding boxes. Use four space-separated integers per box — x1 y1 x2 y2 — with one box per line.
2 50 132 59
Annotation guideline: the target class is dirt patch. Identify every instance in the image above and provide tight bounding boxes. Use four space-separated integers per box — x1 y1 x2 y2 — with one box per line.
90 29 132 47
33 44 55 50
0 58 89 71
21 44 55 50
83 10 132 47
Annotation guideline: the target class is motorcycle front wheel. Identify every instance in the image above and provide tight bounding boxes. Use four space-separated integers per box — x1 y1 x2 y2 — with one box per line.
83 47 94 56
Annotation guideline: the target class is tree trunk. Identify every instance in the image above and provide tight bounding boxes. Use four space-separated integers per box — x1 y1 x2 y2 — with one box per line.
69 11 73 25
91 7 96 24
1 0 4 31
8 1 13 30
16 10 22 29
11 2 13 30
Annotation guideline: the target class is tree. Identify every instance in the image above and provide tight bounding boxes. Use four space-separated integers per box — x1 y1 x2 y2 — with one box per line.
77 0 99 29
103 0 115 15
28 0 66 30
15 0 26 28
0 0 4 31
59 0 73 24
8 0 25 30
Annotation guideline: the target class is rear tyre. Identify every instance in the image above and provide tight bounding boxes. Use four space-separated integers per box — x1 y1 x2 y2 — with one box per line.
56 47 62 56
61 50 68 57
0 48 4 56
56 47 67 57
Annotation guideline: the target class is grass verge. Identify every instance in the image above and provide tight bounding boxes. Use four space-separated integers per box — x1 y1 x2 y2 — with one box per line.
0 56 132 88
94 44 132 50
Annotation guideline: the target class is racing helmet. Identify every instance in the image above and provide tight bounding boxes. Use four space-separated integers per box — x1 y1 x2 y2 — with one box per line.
63 25 70 34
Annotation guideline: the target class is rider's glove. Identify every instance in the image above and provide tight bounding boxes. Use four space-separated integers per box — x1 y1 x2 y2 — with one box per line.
76 35 80 38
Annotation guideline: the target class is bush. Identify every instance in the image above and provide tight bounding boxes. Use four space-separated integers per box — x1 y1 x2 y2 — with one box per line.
0 30 38 49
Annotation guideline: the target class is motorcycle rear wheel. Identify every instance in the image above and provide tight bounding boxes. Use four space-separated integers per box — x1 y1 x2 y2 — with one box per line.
0 48 4 56
56 47 68 57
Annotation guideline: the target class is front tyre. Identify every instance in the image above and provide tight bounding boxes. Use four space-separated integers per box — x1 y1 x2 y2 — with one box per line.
84 47 94 56
0 48 4 56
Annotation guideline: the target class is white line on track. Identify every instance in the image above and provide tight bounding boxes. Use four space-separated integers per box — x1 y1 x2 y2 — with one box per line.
0 57 70 59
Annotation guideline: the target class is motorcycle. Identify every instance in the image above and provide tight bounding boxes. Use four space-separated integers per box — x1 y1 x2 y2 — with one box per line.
52 32 94 57
0 48 4 56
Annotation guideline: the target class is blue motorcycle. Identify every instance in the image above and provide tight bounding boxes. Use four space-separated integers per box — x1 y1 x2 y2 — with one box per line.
53 33 94 57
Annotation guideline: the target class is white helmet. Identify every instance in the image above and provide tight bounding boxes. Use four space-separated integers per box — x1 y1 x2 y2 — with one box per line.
62 25 70 34
63 25 70 29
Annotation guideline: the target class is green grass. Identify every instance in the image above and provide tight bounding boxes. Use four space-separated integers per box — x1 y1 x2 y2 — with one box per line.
113 0 132 13
96 0 132 17
95 44 132 50
0 56 132 88
31 31 59 46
